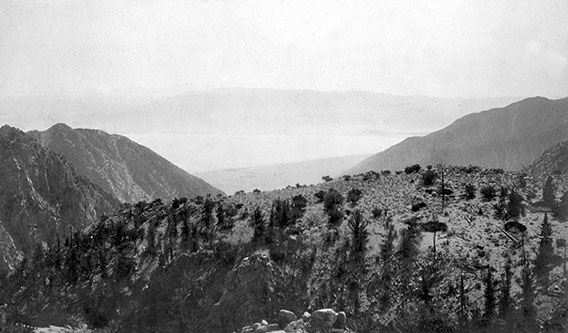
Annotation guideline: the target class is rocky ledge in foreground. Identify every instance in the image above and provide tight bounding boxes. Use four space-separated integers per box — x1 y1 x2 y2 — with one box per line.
237 308 349 333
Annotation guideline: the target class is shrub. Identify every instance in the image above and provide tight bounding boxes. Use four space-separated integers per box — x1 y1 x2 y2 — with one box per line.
405 164 422 174
347 188 363 205
422 170 438 186
464 183 476 200
314 190 325 202
322 175 333 182
481 185 496 201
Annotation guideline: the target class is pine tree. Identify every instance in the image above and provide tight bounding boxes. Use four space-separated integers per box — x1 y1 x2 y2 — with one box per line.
251 207 265 245
519 263 536 328
483 267 497 325
534 213 554 286
543 176 555 208
348 209 369 263
499 257 513 320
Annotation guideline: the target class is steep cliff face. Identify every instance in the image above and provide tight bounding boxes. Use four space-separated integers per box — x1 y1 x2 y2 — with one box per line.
529 140 568 175
0 125 119 270
28 123 223 203
346 97 568 174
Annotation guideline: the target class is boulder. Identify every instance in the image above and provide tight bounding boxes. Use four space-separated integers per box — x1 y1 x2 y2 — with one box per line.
279 309 297 326
302 312 311 321
285 319 308 333
266 323 280 332
254 326 268 333
241 326 254 333
335 311 346 329
310 309 337 330
261 320 268 326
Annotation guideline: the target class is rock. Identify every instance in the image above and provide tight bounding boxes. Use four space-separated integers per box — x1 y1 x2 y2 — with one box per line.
253 323 261 329
311 308 337 330
266 323 280 332
302 311 311 321
241 326 254 333
261 320 268 326
254 326 268 333
285 319 308 332
335 311 346 328
279 309 297 326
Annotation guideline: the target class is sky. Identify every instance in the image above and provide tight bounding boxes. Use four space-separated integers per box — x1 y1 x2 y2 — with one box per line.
0 0 567 171
1 0 567 99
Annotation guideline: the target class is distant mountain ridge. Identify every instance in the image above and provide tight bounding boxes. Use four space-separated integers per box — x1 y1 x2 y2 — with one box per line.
0 125 119 271
27 124 223 203
346 97 568 174
529 140 568 175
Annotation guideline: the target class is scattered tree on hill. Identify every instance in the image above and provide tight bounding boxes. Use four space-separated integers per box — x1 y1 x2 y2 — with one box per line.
346 188 363 206
422 220 448 253
251 207 265 245
543 176 555 208
405 164 421 174
534 213 554 286
499 257 513 321
507 189 524 218
323 188 344 226
290 195 307 220
483 267 497 325
519 263 536 328
348 210 369 263
322 175 333 182
422 169 438 187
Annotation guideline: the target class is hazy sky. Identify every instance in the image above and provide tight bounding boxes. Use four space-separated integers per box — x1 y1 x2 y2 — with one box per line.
1 0 567 99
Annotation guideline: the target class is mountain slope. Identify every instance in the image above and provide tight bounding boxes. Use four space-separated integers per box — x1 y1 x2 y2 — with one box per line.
529 140 568 175
0 125 119 271
196 154 370 194
346 97 568 174
28 124 223 203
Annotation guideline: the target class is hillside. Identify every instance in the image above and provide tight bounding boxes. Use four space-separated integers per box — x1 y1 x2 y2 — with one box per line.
529 140 568 175
0 125 119 272
2 164 568 332
27 123 223 203
196 154 370 194
346 97 568 175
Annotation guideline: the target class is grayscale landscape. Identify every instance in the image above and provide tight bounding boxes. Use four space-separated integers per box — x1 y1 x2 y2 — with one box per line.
0 1 567 333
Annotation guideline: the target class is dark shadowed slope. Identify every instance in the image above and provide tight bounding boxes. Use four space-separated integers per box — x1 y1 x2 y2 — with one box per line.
0 125 119 271
529 140 568 175
28 124 224 203
346 97 568 174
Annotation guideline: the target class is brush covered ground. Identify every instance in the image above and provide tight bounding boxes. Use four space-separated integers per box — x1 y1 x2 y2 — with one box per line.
1 165 567 332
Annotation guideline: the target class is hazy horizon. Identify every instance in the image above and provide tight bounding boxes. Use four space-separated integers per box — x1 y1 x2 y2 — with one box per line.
1 1 567 170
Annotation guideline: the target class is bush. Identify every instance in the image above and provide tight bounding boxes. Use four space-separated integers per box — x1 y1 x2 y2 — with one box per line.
405 164 422 174
347 188 363 205
422 170 438 186
464 183 476 200
481 185 497 201
322 175 333 182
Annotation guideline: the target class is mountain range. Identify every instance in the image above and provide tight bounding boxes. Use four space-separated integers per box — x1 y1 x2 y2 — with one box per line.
347 97 568 175
0 89 519 171
27 124 223 203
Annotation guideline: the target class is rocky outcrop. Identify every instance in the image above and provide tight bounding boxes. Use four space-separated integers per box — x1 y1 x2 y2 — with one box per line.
0 125 119 270
28 123 224 203
347 97 568 174
239 308 348 333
